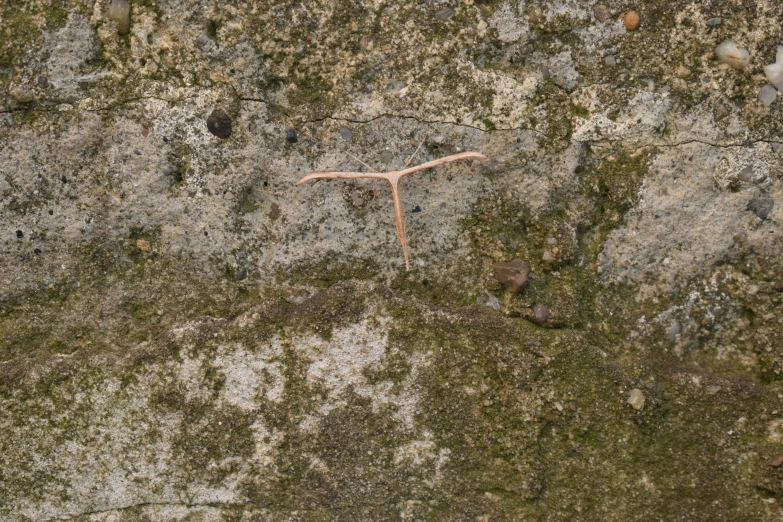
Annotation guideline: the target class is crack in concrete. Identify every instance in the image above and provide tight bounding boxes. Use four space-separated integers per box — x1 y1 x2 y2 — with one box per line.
4 93 782 152
43 500 243 521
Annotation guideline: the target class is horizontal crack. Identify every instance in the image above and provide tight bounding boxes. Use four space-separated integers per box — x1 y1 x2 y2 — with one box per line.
5 93 782 152
44 500 245 521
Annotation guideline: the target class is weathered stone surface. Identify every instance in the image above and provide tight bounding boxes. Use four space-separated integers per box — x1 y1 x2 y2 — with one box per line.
1 0 783 520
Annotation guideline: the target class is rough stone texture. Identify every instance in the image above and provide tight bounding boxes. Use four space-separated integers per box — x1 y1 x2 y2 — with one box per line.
2 1 783 520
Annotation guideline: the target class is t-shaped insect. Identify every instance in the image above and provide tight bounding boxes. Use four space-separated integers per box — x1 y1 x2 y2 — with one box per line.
297 149 487 271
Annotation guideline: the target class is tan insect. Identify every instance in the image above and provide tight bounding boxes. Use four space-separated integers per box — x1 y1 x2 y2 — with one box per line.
297 147 487 271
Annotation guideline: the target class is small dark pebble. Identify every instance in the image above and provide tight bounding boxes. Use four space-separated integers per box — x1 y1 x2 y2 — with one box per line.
747 196 774 221
16 230 24 239
207 109 232 139
339 126 353 142
163 136 169 143
37 76 49 88
34 248 41 254
412 205 421 213
286 128 298 144
61 175 68 183
235 268 247 281
532 303 550 324
493 258 530 293
422 279 429 286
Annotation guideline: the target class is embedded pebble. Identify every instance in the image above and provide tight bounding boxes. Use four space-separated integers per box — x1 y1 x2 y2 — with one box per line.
713 104 728 121
624 11 640 31
747 196 774 221
478 290 500 311
764 46 783 91
492 258 530 293
197 33 213 48
593 4 611 23
715 40 750 70
435 7 455 20
37 76 49 88
542 250 555 262
359 34 373 52
759 84 777 106
747 285 759 296
107 0 131 35
665 320 680 342
136 239 151 253
706 17 722 27
604 55 617 66
10 87 34 103
339 126 353 142
385 80 406 94
268 203 281 221
206 109 232 139
627 389 645 410
546 54 580 90
708 385 722 395
286 128 298 144
767 454 783 468
532 303 550 324
738 165 755 182
16 230 24 239
379 150 394 164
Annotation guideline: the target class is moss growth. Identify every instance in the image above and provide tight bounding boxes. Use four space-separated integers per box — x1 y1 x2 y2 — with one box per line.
277 253 383 290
